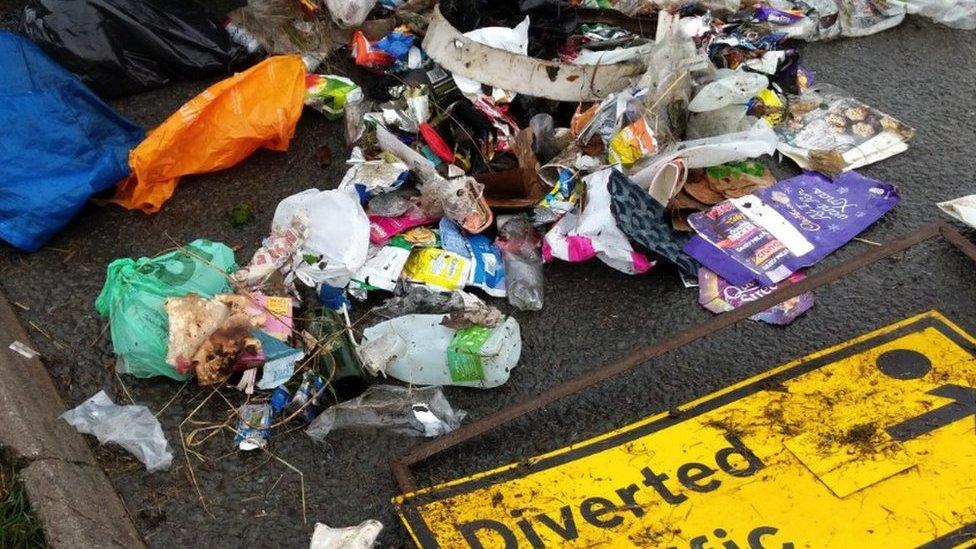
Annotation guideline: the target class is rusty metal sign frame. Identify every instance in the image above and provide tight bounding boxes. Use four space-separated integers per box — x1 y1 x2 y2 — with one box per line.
390 222 976 494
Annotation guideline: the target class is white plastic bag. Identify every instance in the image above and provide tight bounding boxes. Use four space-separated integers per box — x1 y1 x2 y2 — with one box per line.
272 187 371 287
310 520 383 549
61 391 173 472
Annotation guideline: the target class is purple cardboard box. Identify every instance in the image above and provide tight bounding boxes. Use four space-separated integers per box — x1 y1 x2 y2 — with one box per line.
698 268 814 325
684 171 899 287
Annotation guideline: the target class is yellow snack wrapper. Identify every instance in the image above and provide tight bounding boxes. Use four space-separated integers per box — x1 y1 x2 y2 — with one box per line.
755 88 784 126
607 117 657 167
401 248 471 291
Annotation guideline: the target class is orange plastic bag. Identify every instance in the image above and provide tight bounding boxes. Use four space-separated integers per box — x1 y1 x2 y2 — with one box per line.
111 55 306 213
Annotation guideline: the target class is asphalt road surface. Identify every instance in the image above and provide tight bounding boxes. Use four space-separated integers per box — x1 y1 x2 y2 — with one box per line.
1 6 975 548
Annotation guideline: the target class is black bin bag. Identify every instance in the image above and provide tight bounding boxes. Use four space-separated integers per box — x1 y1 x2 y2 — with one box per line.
21 0 262 98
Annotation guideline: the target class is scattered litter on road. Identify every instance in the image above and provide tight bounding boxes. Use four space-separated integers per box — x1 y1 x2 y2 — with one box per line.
61 390 173 472
5 0 973 543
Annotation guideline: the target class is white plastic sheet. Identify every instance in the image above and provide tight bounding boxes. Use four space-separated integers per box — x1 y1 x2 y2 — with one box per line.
61 391 173 472
571 43 657 66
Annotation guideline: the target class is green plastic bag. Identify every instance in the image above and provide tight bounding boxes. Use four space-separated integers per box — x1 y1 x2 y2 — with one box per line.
95 240 238 380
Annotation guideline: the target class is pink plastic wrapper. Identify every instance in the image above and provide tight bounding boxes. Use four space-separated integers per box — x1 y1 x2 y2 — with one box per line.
369 209 439 245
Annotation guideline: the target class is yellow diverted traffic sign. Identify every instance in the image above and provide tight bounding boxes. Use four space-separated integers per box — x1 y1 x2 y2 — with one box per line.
395 311 976 548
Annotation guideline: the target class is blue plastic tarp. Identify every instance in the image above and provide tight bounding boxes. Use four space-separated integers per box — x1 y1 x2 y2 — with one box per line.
0 31 143 252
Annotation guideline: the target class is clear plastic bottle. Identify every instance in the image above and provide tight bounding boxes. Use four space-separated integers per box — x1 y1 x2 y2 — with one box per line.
498 217 544 311
361 314 522 389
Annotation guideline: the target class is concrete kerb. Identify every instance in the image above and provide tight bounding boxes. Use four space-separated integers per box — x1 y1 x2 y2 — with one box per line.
0 289 145 549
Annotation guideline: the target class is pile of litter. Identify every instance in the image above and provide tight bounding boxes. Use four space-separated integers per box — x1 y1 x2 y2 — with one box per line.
4 0 973 544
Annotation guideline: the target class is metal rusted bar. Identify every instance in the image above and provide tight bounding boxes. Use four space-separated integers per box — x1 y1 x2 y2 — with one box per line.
939 223 976 262
392 223 949 493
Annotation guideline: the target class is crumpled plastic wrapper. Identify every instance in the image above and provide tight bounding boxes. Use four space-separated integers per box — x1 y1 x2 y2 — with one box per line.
440 306 504 330
367 192 415 218
339 149 409 195
306 385 465 440
309 519 384 549
61 391 173 472
937 195 976 229
373 284 482 318
420 176 491 232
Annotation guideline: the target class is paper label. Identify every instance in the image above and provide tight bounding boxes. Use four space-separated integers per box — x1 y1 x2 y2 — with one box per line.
730 195 815 257
446 326 492 382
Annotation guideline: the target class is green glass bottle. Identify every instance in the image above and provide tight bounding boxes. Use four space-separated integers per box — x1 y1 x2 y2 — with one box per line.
308 307 368 402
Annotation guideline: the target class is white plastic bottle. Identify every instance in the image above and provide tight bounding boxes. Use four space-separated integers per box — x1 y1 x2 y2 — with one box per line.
360 314 521 389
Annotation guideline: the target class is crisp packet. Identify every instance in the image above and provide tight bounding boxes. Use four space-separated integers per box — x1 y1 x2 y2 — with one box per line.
698 268 813 325
607 117 657 167
401 248 471 291
305 74 363 120
440 218 506 297
369 208 439 245
466 235 506 298
684 171 899 287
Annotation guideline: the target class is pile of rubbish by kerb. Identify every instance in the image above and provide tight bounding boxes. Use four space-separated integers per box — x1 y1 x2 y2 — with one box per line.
2 0 974 544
